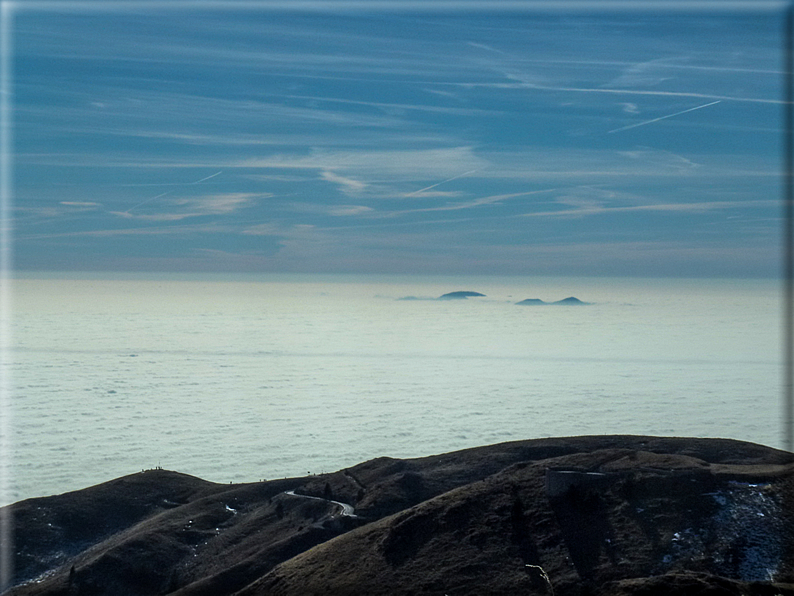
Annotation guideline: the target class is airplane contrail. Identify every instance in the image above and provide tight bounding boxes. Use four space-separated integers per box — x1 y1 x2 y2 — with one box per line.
607 100 721 134
125 171 223 213
124 191 172 214
192 170 223 184
404 169 479 197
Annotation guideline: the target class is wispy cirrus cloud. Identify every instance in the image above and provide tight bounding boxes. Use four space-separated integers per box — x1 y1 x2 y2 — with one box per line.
111 193 266 221
178 193 260 213
604 57 679 88
403 169 479 198
401 190 464 199
13 8 782 277
320 170 368 194
383 188 560 217
241 222 315 237
59 201 102 209
240 147 487 180
608 100 722 134
15 223 234 241
121 171 224 214
17 202 102 220
505 57 782 77
263 93 498 118
451 79 783 105
327 205 374 216
616 147 700 171
522 198 780 218
288 202 375 217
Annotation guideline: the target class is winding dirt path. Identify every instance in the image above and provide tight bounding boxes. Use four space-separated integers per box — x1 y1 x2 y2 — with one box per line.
284 490 359 519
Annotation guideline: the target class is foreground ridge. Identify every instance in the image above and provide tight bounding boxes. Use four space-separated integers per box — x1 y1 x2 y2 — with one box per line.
4 435 794 595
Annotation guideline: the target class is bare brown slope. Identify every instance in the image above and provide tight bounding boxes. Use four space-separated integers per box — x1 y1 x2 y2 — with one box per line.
240 448 794 596
311 435 794 521
5 436 794 596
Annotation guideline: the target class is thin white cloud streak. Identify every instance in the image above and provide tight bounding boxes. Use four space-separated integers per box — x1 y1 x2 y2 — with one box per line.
241 222 314 236
465 38 779 108
383 188 560 217
241 147 488 180
29 125 432 149
405 190 464 198
404 169 479 197
192 170 223 184
450 81 783 105
507 57 783 76
17 91 410 134
15 223 234 241
320 170 367 193
115 192 261 221
618 147 698 170
175 193 256 212
18 145 779 184
17 154 779 182
125 191 172 213
263 93 498 117
607 100 722 133
522 199 780 218
288 202 373 217
328 205 373 216
605 57 678 88
280 186 542 224
124 171 222 213
243 174 312 183
111 211 198 222
15 122 456 164
466 42 507 54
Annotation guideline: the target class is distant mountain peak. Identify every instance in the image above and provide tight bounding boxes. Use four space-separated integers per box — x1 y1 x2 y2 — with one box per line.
516 298 547 305
553 296 586 305
437 291 486 300
516 296 588 305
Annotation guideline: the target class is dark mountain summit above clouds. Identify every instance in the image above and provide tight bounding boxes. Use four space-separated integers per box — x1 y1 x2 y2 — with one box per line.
517 296 588 305
6 436 794 596
395 291 588 304
553 296 587 305
437 291 486 300
395 291 486 301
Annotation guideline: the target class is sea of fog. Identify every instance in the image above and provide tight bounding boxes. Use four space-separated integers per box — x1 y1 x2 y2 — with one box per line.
3 274 785 505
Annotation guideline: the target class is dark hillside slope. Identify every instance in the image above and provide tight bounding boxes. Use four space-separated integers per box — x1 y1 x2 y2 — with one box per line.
10 470 222 587
241 448 794 596
5 436 794 596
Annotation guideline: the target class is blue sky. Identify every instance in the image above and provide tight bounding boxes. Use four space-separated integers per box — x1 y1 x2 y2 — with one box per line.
8 2 786 276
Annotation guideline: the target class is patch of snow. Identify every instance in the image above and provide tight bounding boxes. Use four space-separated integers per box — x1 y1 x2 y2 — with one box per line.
661 482 783 582
708 483 783 582
710 493 728 506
